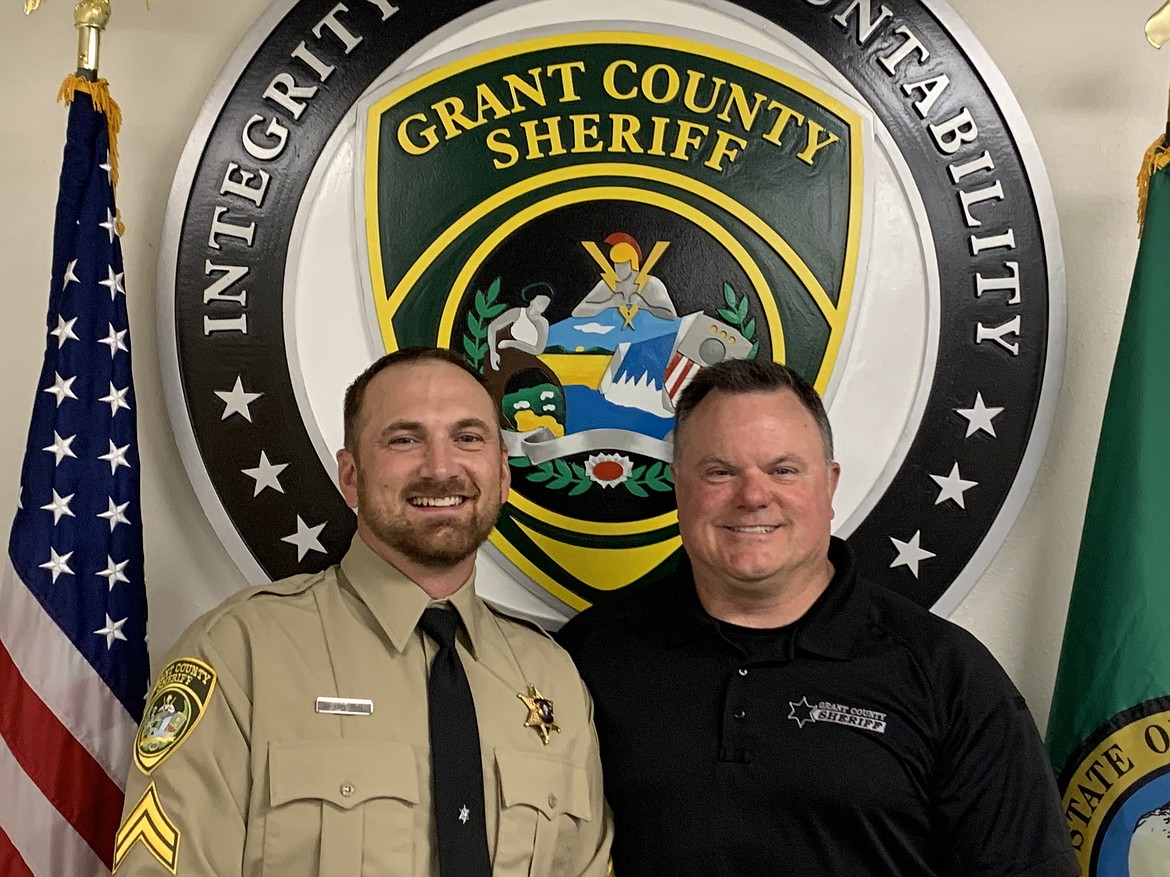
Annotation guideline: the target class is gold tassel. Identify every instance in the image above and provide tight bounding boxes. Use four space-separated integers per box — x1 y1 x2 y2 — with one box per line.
1137 136 1170 236
57 73 126 235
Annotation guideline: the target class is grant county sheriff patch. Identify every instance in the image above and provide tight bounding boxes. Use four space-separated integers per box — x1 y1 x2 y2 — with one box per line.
1059 697 1170 875
159 0 1063 617
134 658 216 774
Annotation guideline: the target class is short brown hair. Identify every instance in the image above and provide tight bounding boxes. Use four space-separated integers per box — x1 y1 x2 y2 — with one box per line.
342 347 488 450
672 359 833 462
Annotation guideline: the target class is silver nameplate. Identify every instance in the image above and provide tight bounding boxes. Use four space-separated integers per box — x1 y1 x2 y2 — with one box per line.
315 696 374 716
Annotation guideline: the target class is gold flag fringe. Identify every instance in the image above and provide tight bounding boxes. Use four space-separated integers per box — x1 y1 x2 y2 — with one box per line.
1137 136 1170 236
57 74 125 235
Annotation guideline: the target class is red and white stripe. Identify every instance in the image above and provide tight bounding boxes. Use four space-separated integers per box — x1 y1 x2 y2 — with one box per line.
0 564 136 877
664 352 702 402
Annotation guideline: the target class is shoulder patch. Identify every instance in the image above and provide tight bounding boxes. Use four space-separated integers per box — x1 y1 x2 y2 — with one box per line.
134 657 217 774
114 782 180 874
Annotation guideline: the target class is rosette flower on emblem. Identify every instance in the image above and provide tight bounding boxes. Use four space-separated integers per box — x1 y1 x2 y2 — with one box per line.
584 452 634 488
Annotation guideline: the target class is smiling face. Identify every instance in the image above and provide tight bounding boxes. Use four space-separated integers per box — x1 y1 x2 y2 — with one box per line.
673 388 839 610
336 360 509 578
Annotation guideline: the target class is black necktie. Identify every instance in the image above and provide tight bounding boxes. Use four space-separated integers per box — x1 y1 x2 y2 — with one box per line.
417 607 492 877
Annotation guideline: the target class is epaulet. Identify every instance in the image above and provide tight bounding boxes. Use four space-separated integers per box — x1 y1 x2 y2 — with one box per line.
481 597 561 643
186 567 332 634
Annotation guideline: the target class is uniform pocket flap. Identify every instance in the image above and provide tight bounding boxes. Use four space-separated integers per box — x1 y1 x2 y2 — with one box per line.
495 747 592 822
269 739 420 810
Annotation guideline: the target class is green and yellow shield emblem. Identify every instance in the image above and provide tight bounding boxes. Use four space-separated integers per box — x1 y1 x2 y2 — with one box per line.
134 658 217 774
358 29 867 609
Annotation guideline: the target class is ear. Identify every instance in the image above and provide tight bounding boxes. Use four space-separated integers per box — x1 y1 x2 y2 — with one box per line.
828 460 841 514
499 449 511 506
337 448 359 509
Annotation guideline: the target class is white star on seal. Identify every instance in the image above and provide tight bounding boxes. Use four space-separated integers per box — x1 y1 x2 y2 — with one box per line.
281 516 326 561
955 393 1003 438
215 376 262 422
458 805 470 824
929 463 978 509
40 490 76 525
242 451 288 496
889 531 936 578
94 614 128 649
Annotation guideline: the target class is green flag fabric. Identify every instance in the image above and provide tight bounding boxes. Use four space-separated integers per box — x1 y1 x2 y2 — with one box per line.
1046 143 1170 875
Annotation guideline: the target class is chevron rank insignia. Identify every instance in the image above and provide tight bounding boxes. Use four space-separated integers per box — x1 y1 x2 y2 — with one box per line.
114 783 180 874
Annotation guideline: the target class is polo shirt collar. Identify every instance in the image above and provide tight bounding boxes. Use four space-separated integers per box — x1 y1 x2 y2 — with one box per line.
339 534 486 658
660 554 724 646
792 536 870 660
664 536 869 660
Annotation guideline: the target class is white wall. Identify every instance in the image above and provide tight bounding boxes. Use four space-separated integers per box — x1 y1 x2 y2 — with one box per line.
0 0 1162 731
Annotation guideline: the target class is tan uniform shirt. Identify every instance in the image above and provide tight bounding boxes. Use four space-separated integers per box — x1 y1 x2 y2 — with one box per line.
114 536 612 876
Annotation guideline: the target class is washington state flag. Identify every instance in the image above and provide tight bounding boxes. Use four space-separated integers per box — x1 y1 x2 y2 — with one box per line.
1046 141 1170 876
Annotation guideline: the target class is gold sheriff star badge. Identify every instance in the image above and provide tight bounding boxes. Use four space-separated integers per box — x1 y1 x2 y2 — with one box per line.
518 684 560 745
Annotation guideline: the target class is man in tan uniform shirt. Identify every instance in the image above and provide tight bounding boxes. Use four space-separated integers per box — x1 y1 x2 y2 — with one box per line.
113 348 612 876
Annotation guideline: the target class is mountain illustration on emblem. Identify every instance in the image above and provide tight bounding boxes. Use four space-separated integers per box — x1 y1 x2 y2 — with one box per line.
472 231 755 496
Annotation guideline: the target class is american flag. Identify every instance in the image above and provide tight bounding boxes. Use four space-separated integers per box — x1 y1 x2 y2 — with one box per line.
0 81 149 877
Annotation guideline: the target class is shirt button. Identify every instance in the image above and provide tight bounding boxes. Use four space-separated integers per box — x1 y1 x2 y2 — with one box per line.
340 782 355 798
733 709 746 720
547 794 558 809
738 668 749 677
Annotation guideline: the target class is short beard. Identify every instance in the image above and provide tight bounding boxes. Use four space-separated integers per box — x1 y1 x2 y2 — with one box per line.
358 472 501 568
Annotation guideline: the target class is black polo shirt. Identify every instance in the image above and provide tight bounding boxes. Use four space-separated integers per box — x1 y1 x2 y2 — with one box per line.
557 538 1077 877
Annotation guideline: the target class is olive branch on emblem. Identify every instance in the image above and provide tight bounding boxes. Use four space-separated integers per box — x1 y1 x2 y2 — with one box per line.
463 277 507 373
717 282 759 359
522 458 593 496
622 461 674 497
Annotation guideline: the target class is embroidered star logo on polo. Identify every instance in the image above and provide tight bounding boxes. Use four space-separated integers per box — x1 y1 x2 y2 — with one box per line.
787 697 817 729
518 684 560 745
788 696 888 734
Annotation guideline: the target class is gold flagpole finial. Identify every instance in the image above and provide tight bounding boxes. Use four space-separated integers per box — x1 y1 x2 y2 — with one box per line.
24 0 45 12
74 0 111 79
1147 1 1170 47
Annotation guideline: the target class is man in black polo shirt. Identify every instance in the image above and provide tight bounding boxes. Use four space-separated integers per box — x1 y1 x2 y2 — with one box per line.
556 359 1076 877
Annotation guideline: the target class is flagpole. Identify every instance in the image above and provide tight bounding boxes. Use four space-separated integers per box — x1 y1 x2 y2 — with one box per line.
1137 5 1170 229
74 0 110 80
